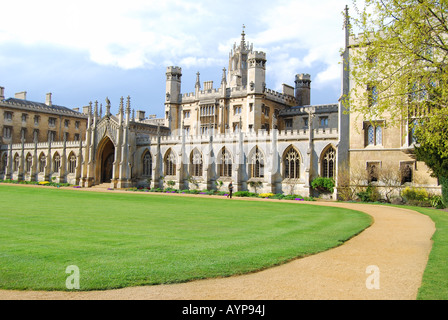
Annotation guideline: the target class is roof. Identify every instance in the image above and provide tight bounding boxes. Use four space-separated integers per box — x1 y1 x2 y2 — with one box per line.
1 98 87 118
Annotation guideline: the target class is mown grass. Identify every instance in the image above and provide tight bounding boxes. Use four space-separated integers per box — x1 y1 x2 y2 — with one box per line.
0 184 371 291
410 206 448 300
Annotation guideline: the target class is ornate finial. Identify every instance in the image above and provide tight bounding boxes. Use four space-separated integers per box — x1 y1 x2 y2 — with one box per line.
221 67 227 84
105 97 111 116
195 72 201 89
94 100 98 116
241 24 246 46
126 96 131 115
119 97 124 114
343 5 351 30
99 103 103 117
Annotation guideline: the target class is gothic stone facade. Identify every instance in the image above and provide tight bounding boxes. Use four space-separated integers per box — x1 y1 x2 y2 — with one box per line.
0 30 339 196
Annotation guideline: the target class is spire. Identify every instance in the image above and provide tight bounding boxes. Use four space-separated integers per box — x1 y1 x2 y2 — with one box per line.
126 96 131 115
105 97 111 116
195 72 201 89
221 67 227 85
343 5 351 48
119 96 124 114
241 24 246 47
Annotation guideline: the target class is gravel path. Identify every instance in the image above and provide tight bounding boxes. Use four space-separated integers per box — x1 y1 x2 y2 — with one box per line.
0 185 436 300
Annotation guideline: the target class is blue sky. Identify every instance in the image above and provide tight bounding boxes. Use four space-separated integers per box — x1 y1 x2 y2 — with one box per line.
0 0 353 118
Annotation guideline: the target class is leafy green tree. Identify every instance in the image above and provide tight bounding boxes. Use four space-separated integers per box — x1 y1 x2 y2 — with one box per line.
348 0 448 126
348 0 448 202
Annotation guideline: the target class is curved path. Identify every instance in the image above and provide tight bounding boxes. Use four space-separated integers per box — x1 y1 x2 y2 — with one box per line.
0 189 436 300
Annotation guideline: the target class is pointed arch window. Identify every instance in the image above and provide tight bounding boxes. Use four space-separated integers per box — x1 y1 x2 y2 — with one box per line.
249 146 264 178
53 153 61 173
190 149 203 177
68 153 76 174
164 150 176 176
218 148 232 178
0 153 7 174
142 151 152 177
322 147 336 179
13 154 20 172
25 153 33 173
284 147 300 179
39 153 46 173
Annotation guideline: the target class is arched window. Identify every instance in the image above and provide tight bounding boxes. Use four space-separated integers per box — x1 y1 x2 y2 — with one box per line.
0 153 7 174
249 146 264 178
25 153 33 173
142 151 152 177
13 154 20 172
322 146 336 179
68 153 76 174
53 153 61 173
164 149 176 176
39 153 46 173
283 147 300 179
218 148 232 178
190 149 203 177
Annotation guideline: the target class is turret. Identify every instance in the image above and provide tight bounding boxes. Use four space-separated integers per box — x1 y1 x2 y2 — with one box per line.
247 51 267 94
295 73 311 106
165 66 182 132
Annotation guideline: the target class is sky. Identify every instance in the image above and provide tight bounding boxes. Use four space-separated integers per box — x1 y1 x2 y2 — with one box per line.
0 0 355 118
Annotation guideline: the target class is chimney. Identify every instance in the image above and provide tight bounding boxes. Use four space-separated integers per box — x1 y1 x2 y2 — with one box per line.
0 87 4 100
136 110 146 121
295 74 311 106
73 107 79 112
82 106 90 115
45 93 52 106
15 91 27 100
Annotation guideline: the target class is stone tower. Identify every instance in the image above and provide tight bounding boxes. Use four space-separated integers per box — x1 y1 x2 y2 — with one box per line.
247 51 266 94
165 66 182 132
228 26 253 88
295 73 311 106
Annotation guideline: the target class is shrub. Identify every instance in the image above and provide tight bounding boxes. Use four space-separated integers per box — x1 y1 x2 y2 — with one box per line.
441 176 448 207
233 191 257 197
311 177 335 193
401 187 429 202
356 185 381 202
430 195 446 209
259 193 274 198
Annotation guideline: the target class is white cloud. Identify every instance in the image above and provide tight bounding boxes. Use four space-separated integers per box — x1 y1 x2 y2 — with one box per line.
0 0 351 105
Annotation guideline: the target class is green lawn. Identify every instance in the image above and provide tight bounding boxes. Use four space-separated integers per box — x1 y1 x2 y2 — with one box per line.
0 184 371 291
411 206 448 300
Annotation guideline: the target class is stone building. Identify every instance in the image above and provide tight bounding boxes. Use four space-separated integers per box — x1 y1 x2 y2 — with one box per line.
0 28 339 196
340 6 441 196
0 19 441 197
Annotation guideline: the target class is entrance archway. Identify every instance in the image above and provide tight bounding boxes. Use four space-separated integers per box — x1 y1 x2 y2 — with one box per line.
97 137 115 184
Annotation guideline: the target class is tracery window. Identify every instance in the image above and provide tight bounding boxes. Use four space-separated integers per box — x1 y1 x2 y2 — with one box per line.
25 154 32 173
283 147 300 179
218 148 232 178
190 149 203 177
13 154 19 172
53 153 61 173
0 153 7 173
68 153 76 174
322 147 336 179
142 152 152 177
365 123 383 146
164 150 176 176
249 146 264 178
39 153 46 173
